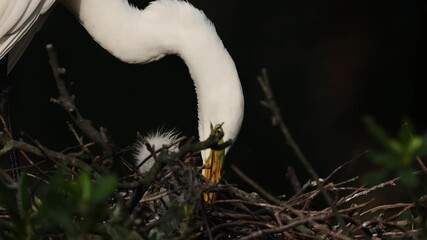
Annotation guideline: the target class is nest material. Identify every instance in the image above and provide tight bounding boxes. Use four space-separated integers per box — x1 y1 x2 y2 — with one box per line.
130 154 426 240
0 136 425 239
0 45 426 239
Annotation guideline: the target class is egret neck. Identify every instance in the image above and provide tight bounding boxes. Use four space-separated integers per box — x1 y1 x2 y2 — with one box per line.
59 0 244 198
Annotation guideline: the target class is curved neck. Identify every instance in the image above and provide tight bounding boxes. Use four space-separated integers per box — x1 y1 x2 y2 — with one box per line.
60 0 244 158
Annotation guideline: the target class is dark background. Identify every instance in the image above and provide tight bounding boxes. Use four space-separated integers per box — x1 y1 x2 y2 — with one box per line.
8 0 426 196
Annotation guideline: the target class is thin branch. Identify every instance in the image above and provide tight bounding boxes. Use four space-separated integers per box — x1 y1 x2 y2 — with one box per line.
286 166 302 193
342 173 419 203
416 156 427 174
0 132 92 172
360 203 414 217
46 43 114 172
238 214 342 240
230 164 280 204
324 150 367 183
257 68 349 235
0 167 17 189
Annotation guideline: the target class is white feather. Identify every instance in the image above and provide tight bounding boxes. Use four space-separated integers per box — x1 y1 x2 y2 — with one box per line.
134 130 179 174
0 0 55 72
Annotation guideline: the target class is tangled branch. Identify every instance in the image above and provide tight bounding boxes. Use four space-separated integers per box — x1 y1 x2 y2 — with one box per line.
0 48 425 240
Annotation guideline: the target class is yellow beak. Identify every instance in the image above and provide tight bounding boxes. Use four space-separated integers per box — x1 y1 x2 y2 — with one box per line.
203 148 225 202
202 123 225 202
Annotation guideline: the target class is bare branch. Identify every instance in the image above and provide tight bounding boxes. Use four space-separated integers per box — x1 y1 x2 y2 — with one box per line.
46 44 114 172
257 68 349 235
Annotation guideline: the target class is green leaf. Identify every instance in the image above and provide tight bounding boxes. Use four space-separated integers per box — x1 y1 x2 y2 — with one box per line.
35 168 78 237
363 116 392 151
104 224 141 240
0 177 23 236
0 218 17 239
90 175 117 204
398 121 414 145
397 209 413 221
399 168 417 188
407 137 422 154
17 174 31 219
370 152 397 167
149 203 183 239
77 171 91 203
416 133 427 156
0 179 18 219
362 169 388 186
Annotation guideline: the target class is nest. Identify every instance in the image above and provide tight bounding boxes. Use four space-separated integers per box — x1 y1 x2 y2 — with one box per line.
0 45 426 239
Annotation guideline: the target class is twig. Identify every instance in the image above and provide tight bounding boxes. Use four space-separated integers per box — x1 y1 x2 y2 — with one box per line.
286 166 302 193
46 43 114 172
257 68 349 235
125 128 230 211
238 214 341 240
1 115 48 179
324 150 367 183
416 156 427 174
230 164 280 204
360 203 414 217
214 199 282 210
139 190 170 203
342 173 420 203
123 131 230 189
224 185 268 204
0 167 17 189
0 132 92 172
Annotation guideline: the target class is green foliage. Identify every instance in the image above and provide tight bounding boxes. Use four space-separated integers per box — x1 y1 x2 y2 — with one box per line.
0 169 118 239
0 167 201 239
362 116 427 188
148 202 197 240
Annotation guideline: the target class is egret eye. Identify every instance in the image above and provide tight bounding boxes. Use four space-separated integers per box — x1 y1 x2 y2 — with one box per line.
211 124 223 136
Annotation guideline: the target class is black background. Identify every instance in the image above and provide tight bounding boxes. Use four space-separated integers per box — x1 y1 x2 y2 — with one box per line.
8 0 426 196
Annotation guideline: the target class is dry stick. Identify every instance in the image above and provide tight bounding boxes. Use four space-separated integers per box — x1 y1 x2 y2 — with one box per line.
257 68 350 235
225 185 269 204
0 115 47 178
125 128 231 212
238 213 337 240
66 121 91 154
214 199 283 210
210 220 275 234
416 156 427 174
324 150 368 183
385 203 416 222
0 132 92 172
342 172 419 203
280 199 355 240
230 164 280 204
46 44 113 172
360 203 414 217
286 166 302 193
121 132 231 190
0 167 17 189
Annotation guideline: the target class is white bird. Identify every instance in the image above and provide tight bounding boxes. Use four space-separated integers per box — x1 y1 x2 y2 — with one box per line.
0 0 55 72
0 0 244 201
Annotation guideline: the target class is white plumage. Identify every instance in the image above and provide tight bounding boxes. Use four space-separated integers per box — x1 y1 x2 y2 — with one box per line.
134 130 179 174
1 0 244 177
0 0 55 72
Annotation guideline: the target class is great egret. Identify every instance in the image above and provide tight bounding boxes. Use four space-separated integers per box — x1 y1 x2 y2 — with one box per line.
1 0 244 201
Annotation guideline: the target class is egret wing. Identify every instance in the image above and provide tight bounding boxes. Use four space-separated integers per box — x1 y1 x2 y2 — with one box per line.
0 0 55 72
